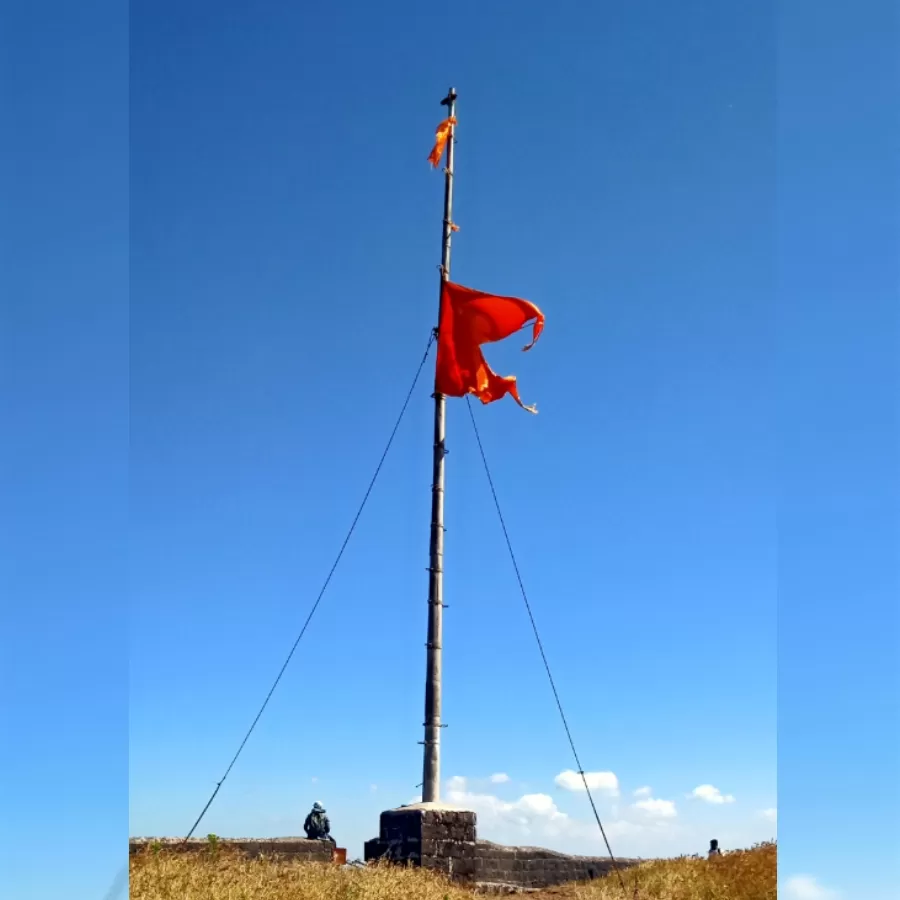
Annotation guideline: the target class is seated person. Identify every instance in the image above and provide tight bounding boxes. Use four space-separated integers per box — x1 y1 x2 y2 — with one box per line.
304 801 335 844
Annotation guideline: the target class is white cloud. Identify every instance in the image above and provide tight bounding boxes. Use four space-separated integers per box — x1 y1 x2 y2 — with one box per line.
515 793 568 821
436 773 751 861
633 797 677 819
760 807 777 823
490 773 510 784
310 777 319 784
554 769 620 796
689 784 735 805
447 775 467 792
369 784 378 793
783 875 840 899
445 781 572 839
633 786 652 798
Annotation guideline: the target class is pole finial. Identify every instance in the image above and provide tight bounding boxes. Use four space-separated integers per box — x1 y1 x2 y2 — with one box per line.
440 87 457 107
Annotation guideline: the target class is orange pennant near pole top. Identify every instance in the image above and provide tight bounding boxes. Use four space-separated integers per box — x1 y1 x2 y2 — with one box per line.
435 282 545 413
428 116 457 168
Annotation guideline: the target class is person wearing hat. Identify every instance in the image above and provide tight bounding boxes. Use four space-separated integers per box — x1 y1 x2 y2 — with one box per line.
304 801 335 844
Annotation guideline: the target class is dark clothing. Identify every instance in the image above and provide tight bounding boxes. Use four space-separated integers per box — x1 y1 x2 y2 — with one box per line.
304 810 332 841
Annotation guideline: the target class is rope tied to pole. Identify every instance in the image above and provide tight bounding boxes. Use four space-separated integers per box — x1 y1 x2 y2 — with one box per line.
465 396 633 900
182 331 437 841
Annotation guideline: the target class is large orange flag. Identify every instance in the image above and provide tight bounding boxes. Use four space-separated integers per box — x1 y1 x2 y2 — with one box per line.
428 116 457 167
435 281 545 413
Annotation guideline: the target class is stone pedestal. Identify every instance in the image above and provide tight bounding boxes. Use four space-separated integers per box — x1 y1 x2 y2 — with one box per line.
364 802 477 880
364 804 642 889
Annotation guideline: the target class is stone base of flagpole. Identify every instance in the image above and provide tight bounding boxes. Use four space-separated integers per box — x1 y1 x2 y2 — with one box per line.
363 802 477 881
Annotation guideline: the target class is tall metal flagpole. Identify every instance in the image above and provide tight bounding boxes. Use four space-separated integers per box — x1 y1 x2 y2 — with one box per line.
422 86 457 805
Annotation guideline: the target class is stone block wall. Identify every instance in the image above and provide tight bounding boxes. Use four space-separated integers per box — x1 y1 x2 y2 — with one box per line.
364 807 641 889
129 836 334 863
364 807 478 880
473 839 640 889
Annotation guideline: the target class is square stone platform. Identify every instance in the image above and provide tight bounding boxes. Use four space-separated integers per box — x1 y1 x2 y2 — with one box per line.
364 802 477 880
365 803 643 889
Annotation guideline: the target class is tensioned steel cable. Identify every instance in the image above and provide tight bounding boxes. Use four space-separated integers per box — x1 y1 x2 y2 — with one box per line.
465 396 631 899
183 331 436 840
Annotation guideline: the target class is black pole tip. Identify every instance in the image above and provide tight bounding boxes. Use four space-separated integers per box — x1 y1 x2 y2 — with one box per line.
440 87 457 106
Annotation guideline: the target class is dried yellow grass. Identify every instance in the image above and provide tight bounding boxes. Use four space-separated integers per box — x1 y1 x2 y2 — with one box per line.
561 842 776 900
129 841 776 900
129 851 473 900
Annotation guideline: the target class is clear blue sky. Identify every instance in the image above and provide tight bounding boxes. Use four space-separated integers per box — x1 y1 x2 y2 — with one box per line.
0 2 897 899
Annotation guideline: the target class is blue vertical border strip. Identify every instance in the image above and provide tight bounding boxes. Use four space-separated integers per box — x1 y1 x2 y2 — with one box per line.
777 2 899 898
0 2 129 898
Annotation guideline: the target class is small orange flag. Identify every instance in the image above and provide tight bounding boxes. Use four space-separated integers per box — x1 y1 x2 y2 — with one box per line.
435 281 545 413
428 116 457 168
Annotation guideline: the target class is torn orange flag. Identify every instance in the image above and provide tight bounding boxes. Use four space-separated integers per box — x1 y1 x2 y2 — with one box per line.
428 116 457 168
435 281 545 413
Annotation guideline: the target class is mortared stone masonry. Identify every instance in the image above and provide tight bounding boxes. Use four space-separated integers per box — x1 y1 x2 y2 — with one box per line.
364 804 479 880
364 803 641 889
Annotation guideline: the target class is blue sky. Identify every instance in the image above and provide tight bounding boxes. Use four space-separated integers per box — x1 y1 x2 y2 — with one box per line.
0 2 897 899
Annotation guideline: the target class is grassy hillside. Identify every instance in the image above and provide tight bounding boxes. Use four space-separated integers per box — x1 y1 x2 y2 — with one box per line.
130 841 776 900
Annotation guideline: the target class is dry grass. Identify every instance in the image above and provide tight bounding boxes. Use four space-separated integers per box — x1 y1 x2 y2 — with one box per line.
555 843 776 900
129 851 474 900
129 842 776 900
